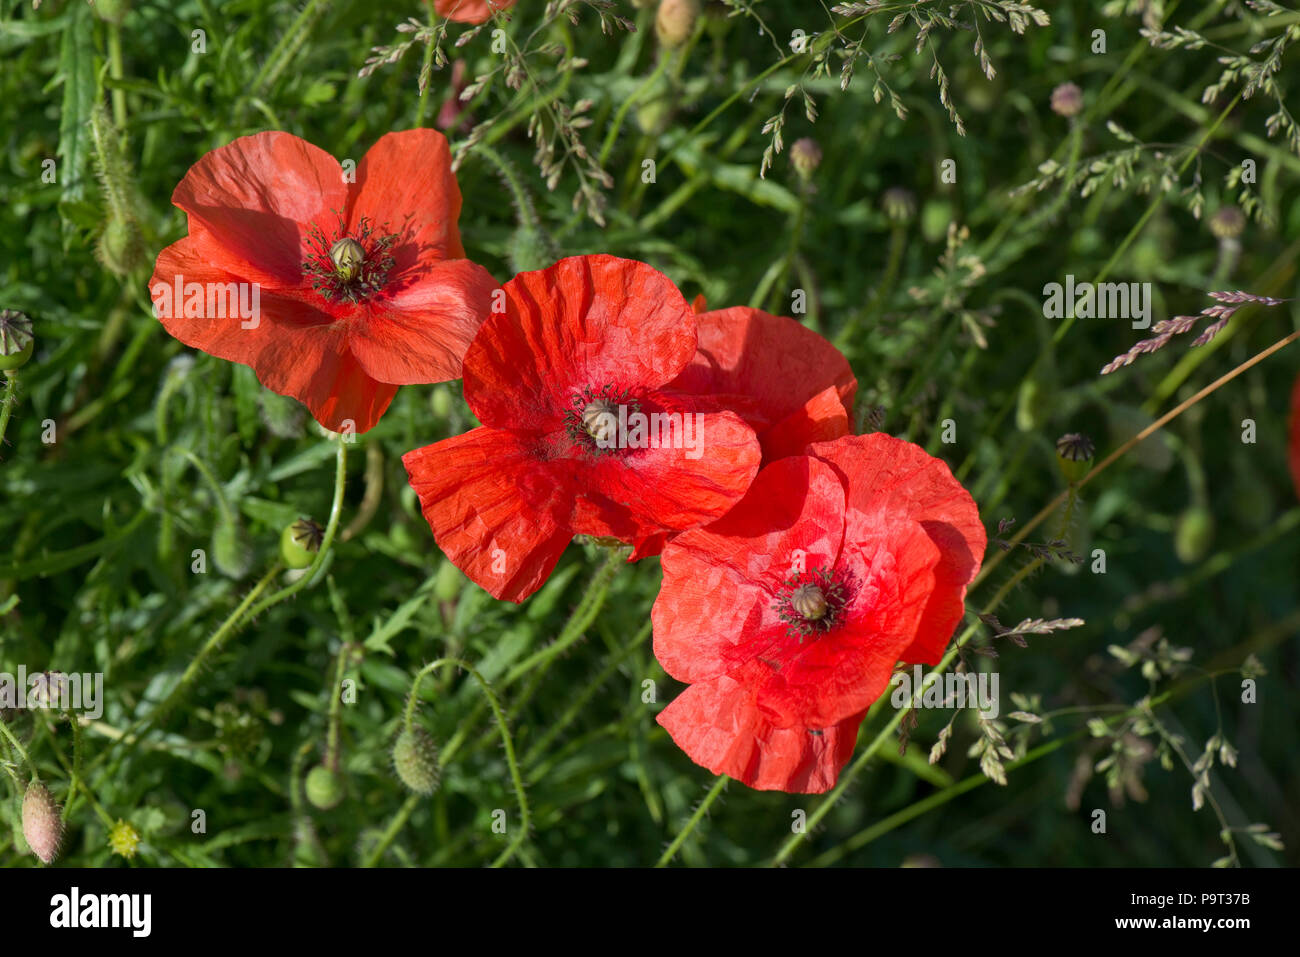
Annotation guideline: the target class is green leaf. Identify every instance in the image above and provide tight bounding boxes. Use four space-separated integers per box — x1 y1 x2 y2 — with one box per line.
57 2 95 208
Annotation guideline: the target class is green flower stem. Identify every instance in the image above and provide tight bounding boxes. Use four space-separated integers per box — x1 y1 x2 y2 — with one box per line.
324 641 351 769
837 222 907 352
443 548 626 765
0 370 19 457
972 327 1300 592
107 20 128 137
412 1 438 128
144 562 284 733
522 620 651 768
180 450 238 528
655 775 728 867
598 52 669 169
363 792 420 868
366 657 529 868
36 713 114 830
244 437 349 619
249 0 331 100
154 364 188 563
0 718 36 777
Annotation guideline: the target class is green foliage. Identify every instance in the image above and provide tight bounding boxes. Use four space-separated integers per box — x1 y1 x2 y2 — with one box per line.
0 0 1297 867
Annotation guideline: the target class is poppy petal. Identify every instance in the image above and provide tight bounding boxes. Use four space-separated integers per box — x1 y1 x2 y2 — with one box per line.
172 131 348 288
150 234 393 433
810 434 985 665
434 0 516 24
761 385 853 462
348 258 499 384
347 128 467 261
657 660 865 793
753 517 940 729
463 255 698 431
653 456 846 684
670 307 856 432
403 428 575 603
575 407 761 535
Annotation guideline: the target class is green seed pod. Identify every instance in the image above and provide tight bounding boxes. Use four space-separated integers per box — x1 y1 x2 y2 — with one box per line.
280 518 323 570
392 728 441 796
430 384 454 421
22 781 63 864
0 310 34 371
920 200 954 244
212 515 252 579
92 0 131 23
305 764 344 810
1015 376 1054 432
329 238 366 283
434 558 466 602
1174 507 1214 564
634 94 674 137
1055 433 1096 484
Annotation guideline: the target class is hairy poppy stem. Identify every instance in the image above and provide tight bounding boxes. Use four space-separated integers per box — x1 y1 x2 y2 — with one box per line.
0 371 19 456
443 547 627 766
363 658 529 868
0 715 37 776
973 327 1300 591
103 439 349 763
656 775 728 867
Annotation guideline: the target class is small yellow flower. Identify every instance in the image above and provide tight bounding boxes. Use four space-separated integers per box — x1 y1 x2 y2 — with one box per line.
108 819 141 859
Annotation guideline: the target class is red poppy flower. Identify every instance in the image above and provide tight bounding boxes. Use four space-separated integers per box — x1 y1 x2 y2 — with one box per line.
668 306 857 463
1290 375 1300 500
653 433 985 792
150 129 497 434
403 255 762 603
434 0 515 24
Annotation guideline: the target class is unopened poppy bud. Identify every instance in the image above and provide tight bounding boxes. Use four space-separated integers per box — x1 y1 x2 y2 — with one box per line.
305 764 344 810
1209 206 1245 240
507 223 557 274
392 727 441 796
213 515 252 579
92 0 131 23
1055 432 1095 483
108 819 141 859
97 218 145 277
329 238 366 283
882 187 917 224
1050 82 1084 118
0 309 34 371
790 138 822 181
1174 506 1214 564
280 518 324 570
431 384 454 420
790 583 828 621
434 558 466 602
656 0 700 49
22 781 63 864
635 94 674 136
1016 375 1054 431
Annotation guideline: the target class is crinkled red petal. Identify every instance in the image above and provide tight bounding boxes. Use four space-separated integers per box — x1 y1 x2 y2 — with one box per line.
403 428 576 603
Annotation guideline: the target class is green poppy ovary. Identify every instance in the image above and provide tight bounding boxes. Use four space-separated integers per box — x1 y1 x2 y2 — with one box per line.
790 583 828 622
581 399 619 445
329 238 366 283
